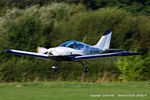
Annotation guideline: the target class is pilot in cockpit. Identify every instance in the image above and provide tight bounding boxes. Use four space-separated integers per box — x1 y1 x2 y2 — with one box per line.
72 43 77 49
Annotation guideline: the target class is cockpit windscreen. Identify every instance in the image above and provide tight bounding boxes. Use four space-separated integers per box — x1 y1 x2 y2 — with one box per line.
60 41 84 50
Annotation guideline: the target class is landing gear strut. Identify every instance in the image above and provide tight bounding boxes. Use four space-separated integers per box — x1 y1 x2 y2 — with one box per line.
52 62 59 72
79 61 88 73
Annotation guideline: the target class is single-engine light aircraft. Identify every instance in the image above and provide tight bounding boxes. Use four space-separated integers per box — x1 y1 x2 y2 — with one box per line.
5 30 140 72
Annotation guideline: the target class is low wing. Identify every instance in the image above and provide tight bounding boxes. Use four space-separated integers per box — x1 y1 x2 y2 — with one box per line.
73 52 140 60
4 49 141 61
4 49 50 59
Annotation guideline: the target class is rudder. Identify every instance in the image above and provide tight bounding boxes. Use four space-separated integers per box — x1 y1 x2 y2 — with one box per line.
93 30 112 49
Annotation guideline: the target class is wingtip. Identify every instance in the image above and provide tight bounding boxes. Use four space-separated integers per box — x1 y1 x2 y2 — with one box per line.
104 30 112 35
128 52 141 55
126 49 130 51
4 49 12 53
136 52 143 55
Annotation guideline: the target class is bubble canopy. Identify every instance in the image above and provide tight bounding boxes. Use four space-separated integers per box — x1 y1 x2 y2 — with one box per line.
60 41 84 50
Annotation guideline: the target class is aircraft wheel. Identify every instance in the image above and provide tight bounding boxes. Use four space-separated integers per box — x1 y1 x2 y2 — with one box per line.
52 66 58 72
83 67 88 73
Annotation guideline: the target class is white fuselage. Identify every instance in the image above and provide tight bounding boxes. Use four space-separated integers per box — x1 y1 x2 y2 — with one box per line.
47 45 104 56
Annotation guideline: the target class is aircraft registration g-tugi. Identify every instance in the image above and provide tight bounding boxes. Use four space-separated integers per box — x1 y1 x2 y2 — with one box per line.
5 30 140 72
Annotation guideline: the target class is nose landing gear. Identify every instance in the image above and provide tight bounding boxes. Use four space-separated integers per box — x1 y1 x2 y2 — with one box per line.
52 66 58 72
52 62 59 72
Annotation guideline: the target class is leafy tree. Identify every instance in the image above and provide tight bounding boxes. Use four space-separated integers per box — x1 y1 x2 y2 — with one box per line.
4 15 51 51
116 56 145 81
143 49 150 79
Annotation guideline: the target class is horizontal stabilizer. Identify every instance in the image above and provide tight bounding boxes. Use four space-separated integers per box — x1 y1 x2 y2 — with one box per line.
106 49 130 51
73 52 140 60
4 49 50 59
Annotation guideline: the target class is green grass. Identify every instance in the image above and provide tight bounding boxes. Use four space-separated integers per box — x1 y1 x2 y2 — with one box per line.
0 81 150 100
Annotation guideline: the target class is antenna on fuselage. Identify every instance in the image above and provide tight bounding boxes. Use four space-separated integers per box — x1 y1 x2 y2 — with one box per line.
82 36 87 43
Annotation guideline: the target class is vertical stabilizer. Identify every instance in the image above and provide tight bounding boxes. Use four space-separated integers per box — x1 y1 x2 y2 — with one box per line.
93 30 112 49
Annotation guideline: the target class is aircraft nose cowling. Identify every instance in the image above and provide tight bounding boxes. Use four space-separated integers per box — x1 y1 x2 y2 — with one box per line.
51 50 61 56
48 49 62 56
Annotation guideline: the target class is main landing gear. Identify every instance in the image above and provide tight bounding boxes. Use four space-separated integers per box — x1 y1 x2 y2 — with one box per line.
51 61 88 73
78 61 88 73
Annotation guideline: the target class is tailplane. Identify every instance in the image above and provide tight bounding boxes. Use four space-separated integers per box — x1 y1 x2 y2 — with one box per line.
93 30 112 50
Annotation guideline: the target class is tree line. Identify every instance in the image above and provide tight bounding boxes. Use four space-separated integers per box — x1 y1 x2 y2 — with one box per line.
1 0 150 16
0 2 150 82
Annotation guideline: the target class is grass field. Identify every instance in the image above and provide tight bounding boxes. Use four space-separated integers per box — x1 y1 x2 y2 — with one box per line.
0 81 149 100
